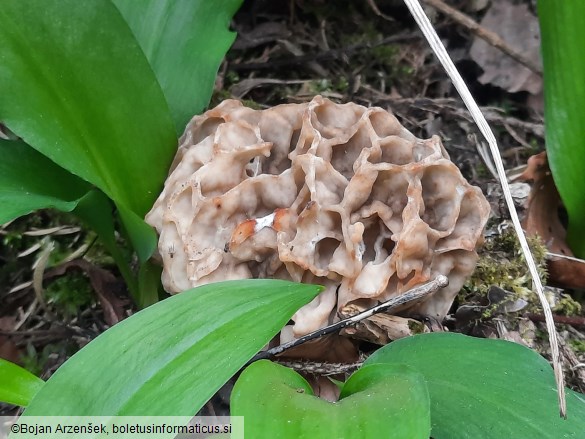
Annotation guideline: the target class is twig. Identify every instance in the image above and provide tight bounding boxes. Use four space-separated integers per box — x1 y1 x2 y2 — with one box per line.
230 32 419 71
472 134 498 180
32 239 54 315
422 0 542 75
365 95 545 137
275 359 364 376
403 0 565 417
527 314 585 329
367 0 396 22
452 107 544 138
503 123 534 151
248 275 448 364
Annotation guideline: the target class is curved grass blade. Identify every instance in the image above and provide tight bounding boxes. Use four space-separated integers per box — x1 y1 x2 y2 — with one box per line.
0 140 90 224
22 280 321 417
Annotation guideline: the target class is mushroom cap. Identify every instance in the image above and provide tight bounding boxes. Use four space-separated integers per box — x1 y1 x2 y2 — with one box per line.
146 96 491 341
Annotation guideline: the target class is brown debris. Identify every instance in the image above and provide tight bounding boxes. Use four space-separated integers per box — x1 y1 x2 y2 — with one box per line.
468 0 542 94
0 317 21 364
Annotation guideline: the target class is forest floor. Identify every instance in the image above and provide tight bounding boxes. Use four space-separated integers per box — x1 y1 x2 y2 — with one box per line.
1 0 584 415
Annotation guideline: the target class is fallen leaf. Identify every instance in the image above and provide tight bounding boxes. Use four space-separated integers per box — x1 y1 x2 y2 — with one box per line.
518 152 585 289
470 0 542 94
518 152 569 255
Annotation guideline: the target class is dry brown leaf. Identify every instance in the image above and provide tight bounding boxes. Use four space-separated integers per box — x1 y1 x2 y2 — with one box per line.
470 0 542 94
518 152 585 289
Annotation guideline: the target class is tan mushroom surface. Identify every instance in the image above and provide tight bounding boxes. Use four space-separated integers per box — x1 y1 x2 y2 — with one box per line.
146 96 491 345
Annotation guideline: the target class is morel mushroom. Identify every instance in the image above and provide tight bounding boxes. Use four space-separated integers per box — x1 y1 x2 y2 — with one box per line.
146 96 490 342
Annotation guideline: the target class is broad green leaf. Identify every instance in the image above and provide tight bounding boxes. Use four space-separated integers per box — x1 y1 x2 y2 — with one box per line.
538 1 585 257
0 140 90 224
365 333 585 438
0 359 45 407
22 280 321 417
231 361 430 439
114 0 243 134
0 0 176 219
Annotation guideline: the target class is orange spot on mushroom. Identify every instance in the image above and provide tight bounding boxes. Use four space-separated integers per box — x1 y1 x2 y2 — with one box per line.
272 208 290 232
229 219 257 250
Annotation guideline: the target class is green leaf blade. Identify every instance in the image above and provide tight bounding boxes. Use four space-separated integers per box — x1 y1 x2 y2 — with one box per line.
365 333 585 438
0 140 91 224
231 361 430 439
113 0 243 134
0 359 45 407
22 280 321 417
538 1 585 257
0 0 176 217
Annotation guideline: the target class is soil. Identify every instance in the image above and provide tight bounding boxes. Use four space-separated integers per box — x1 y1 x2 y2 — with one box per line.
1 0 584 416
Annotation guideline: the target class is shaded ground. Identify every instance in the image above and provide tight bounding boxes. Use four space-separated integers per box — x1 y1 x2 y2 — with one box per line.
1 0 584 415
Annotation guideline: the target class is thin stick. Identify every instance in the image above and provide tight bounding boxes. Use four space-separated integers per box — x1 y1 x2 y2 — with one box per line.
422 0 542 74
248 275 448 364
275 359 364 376
367 0 396 22
231 32 418 71
403 0 565 417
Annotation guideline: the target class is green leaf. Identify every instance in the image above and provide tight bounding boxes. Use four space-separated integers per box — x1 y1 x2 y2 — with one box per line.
22 280 321 417
0 359 45 407
117 205 158 264
538 1 585 257
73 190 139 300
365 333 585 438
0 142 143 302
0 0 176 218
113 0 243 134
136 259 163 308
231 361 430 439
0 140 91 224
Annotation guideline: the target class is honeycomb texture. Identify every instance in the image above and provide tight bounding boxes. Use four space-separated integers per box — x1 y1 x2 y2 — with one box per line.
146 96 491 339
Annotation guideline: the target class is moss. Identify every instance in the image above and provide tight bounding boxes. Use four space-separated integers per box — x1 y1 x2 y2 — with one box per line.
306 77 350 95
45 271 94 317
553 294 582 316
334 77 349 94
20 342 80 377
19 344 50 377
371 44 399 65
463 228 548 307
569 339 585 353
210 89 232 108
240 99 262 110
475 162 490 179
408 319 426 334
338 20 380 47
308 79 333 94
